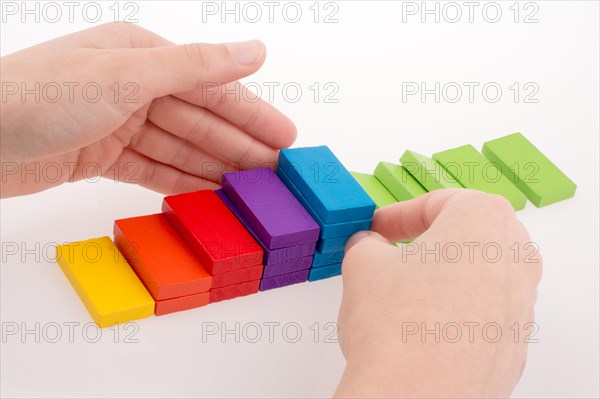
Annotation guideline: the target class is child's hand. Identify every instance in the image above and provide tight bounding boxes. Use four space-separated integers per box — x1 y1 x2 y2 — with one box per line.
336 189 542 398
1 23 296 198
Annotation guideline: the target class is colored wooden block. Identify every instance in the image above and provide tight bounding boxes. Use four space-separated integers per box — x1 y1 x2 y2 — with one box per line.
277 167 372 239
259 269 310 291
211 264 264 289
162 190 263 275
155 292 210 316
432 145 528 210
264 243 315 265
55 237 154 328
209 280 260 304
308 263 342 282
351 172 398 209
114 214 212 300
221 168 319 249
278 146 376 223
316 237 348 254
215 189 316 265
262 256 312 278
374 162 427 201
482 133 577 207
400 151 463 190
312 249 345 268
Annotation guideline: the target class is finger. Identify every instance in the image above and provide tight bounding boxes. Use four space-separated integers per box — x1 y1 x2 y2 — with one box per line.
62 23 172 49
148 96 279 168
176 82 297 149
128 122 239 183
345 230 390 252
111 148 219 194
372 188 518 242
106 40 266 101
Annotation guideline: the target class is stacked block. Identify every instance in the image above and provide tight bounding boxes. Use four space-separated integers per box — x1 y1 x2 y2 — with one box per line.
55 135 576 328
162 190 263 303
276 146 376 281
217 167 319 291
114 214 213 315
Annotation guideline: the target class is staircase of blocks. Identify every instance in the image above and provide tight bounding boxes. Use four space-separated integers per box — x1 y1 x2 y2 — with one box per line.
55 132 577 327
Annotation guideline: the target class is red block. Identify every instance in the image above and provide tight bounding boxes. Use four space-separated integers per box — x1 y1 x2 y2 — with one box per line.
211 264 264 289
209 280 260 304
155 292 210 316
114 214 212 300
163 190 263 275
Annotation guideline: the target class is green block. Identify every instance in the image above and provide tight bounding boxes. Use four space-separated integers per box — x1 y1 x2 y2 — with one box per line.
374 162 427 201
400 150 463 190
482 133 576 207
351 172 398 209
432 144 528 211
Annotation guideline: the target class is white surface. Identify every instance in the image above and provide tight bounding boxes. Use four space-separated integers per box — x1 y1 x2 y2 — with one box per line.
1 1 599 398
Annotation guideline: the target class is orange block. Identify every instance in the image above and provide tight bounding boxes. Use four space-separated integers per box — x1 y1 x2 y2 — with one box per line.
114 214 212 301
209 280 260 304
155 292 210 316
212 264 264 289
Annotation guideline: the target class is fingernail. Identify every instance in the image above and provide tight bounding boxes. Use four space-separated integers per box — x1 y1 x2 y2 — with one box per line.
227 40 264 65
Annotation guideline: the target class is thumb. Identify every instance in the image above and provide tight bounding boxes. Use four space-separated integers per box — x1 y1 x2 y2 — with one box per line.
345 230 390 252
113 40 265 99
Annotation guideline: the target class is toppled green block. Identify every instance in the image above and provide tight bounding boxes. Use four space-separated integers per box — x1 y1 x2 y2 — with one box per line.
351 172 398 209
374 162 427 201
433 144 527 211
482 133 576 207
400 150 463 190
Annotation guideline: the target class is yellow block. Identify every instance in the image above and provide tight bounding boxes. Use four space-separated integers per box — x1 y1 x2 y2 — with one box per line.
56 236 155 328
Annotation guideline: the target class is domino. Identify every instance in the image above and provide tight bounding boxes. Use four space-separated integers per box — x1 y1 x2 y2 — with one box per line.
211 264 264 289
278 146 376 223
482 133 577 207
433 144 528 210
209 280 260 304
277 166 372 239
312 249 345 268
162 190 263 275
155 292 210 316
215 189 316 265
351 172 397 209
114 214 212 301
259 269 310 291
316 236 348 254
222 168 319 249
374 162 427 201
400 150 463 190
308 263 342 282
262 257 312 279
55 237 154 328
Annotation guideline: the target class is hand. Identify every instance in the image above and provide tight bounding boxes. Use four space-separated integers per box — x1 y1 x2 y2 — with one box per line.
335 189 542 398
0 23 296 198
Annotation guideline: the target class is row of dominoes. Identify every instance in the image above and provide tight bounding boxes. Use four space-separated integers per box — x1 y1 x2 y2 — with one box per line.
55 132 576 327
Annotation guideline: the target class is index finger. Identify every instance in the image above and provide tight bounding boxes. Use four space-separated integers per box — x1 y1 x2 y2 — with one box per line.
175 82 297 150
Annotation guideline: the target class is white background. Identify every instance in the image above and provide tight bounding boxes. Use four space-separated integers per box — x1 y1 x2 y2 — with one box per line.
1 1 599 398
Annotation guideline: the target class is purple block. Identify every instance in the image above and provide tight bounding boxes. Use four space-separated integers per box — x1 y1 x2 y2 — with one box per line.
262 256 312 278
215 189 316 265
265 242 315 265
259 269 310 291
222 168 320 249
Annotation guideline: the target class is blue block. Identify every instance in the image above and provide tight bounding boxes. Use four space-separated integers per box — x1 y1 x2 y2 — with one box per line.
308 263 342 282
312 249 345 268
316 236 348 253
277 167 372 239
278 146 376 223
